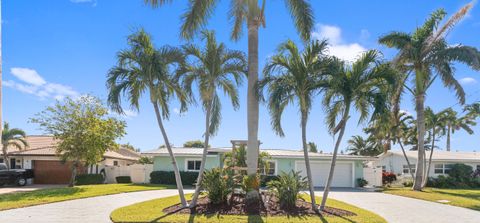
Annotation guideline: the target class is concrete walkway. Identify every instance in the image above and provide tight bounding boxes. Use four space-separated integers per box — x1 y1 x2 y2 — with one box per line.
0 189 193 223
322 190 480 223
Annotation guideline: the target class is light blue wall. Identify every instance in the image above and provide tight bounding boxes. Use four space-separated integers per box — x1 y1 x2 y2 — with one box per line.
153 155 220 171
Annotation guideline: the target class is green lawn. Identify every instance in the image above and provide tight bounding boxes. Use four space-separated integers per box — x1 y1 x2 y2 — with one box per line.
384 188 480 211
110 194 386 223
0 184 173 211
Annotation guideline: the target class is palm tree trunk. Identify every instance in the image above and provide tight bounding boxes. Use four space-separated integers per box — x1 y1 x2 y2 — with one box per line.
246 20 260 176
413 94 425 191
69 161 77 187
190 100 212 207
301 111 317 210
2 147 8 170
152 102 188 207
320 106 349 211
422 128 435 188
446 125 451 152
399 141 414 179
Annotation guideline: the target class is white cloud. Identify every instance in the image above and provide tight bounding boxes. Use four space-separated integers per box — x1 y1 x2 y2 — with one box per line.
459 77 477 85
123 109 138 118
4 67 79 100
70 0 97 6
173 108 180 114
312 24 367 62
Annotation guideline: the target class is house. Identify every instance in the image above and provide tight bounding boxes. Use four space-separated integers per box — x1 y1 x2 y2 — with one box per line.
143 146 376 188
0 135 140 184
375 150 480 178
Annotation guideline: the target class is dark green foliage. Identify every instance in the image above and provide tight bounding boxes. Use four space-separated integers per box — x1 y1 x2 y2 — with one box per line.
403 181 414 187
138 157 153 164
183 140 205 148
448 164 473 182
75 174 104 185
356 178 368 187
116 176 132 183
150 171 198 185
260 175 279 187
200 168 234 205
267 171 307 210
428 164 480 188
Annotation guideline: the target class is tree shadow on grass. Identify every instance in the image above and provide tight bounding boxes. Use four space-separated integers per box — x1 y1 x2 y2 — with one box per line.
433 189 480 200
0 187 85 202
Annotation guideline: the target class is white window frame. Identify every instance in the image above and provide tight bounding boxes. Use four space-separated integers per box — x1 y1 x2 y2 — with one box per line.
260 160 277 176
185 159 202 172
402 164 416 174
434 163 453 174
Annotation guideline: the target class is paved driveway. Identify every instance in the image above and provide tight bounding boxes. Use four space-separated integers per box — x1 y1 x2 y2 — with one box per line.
0 189 193 223
0 184 66 195
321 190 480 223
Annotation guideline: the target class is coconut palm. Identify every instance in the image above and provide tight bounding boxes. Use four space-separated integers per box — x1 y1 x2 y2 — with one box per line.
422 107 446 187
320 50 395 210
144 0 315 180
106 29 189 207
346 135 382 156
258 39 330 210
441 108 475 152
379 3 480 190
182 30 246 207
1 123 28 170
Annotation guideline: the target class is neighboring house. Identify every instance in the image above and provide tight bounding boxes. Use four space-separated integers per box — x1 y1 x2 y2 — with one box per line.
375 150 480 178
143 147 375 188
0 135 140 184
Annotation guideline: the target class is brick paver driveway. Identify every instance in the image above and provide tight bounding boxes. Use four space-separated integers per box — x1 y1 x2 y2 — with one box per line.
0 189 193 223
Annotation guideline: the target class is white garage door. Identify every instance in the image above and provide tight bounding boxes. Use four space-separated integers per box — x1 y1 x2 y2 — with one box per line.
295 161 353 187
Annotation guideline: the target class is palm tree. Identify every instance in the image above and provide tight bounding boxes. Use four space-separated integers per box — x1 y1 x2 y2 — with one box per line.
441 108 475 152
392 111 416 179
422 107 446 187
182 30 246 207
308 142 318 153
320 50 395 210
379 3 480 190
1 123 28 170
346 135 382 156
144 0 315 180
258 40 330 210
106 29 189 207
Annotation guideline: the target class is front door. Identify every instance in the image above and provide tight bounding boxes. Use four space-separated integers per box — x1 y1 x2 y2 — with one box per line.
10 158 16 169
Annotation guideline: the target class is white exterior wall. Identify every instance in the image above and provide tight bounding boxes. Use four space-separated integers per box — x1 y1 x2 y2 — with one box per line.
104 164 153 184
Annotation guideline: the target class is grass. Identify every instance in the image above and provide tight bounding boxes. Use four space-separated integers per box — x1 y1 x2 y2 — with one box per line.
384 187 480 211
110 194 386 223
0 183 174 211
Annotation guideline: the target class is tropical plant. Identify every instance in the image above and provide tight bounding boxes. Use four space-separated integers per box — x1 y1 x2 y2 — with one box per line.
422 107 446 187
308 142 318 153
441 108 475 152
320 50 395 210
223 145 271 174
183 140 205 148
144 0 315 188
379 3 480 190
346 135 382 156
258 39 330 209
201 167 235 205
182 30 246 207
267 170 308 210
31 96 126 187
138 156 154 164
106 29 189 206
1 123 28 170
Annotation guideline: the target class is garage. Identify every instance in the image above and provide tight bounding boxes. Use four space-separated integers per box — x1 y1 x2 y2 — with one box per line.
33 160 84 184
295 161 354 187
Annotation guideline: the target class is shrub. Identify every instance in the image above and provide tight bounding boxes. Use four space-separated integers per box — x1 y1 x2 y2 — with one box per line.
242 174 260 192
356 178 368 187
448 164 473 183
267 170 307 210
382 172 397 185
427 164 479 188
150 171 198 185
260 175 279 187
116 176 132 183
402 180 413 187
75 174 104 185
200 168 234 205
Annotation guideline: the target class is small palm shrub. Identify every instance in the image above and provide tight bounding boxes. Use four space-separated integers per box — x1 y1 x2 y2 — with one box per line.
242 174 260 192
267 170 307 210
356 178 368 187
201 168 234 205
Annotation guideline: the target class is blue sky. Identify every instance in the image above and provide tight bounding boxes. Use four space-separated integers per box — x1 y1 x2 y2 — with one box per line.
3 0 480 152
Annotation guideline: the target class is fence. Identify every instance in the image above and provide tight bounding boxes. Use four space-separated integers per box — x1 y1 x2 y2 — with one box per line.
363 165 382 187
104 164 153 184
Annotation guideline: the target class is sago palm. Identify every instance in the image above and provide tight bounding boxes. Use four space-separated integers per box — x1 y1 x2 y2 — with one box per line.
258 39 330 210
320 50 395 210
2 122 28 170
379 3 480 190
182 30 246 207
106 29 189 207
144 0 315 177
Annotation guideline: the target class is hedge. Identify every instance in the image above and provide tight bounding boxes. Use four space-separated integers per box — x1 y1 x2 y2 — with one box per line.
150 171 199 185
260 175 279 187
75 174 104 185
116 176 132 183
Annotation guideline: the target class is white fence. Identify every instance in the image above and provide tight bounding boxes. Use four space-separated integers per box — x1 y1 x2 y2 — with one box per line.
363 166 382 187
104 164 153 184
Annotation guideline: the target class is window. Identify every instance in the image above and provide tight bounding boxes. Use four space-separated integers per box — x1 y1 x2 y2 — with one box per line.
260 160 276 176
0 158 3 163
402 164 416 174
434 164 453 174
381 166 386 172
113 161 119 166
186 160 201 171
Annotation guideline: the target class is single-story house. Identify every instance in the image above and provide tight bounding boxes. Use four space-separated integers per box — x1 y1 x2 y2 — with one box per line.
0 135 140 184
375 150 480 177
143 146 375 188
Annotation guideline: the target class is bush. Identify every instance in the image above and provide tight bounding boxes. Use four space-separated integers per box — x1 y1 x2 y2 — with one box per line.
382 172 397 185
402 180 413 187
150 171 199 185
448 164 473 183
200 168 234 205
116 176 132 183
260 175 279 187
242 174 260 192
75 174 104 185
267 170 307 210
356 178 368 187
427 164 479 188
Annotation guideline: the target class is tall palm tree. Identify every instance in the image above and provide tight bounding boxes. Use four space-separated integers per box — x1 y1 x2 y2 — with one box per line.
346 135 382 156
182 30 246 207
320 50 395 210
392 111 416 179
258 39 329 210
144 0 315 179
1 123 28 170
441 108 475 152
379 3 480 190
106 29 189 207
422 107 446 187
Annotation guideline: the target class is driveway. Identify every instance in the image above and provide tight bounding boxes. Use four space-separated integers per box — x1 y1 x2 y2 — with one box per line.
321 190 480 223
0 189 193 223
0 184 66 195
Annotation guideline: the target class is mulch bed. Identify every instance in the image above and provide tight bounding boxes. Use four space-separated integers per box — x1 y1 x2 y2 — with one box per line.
163 192 356 217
